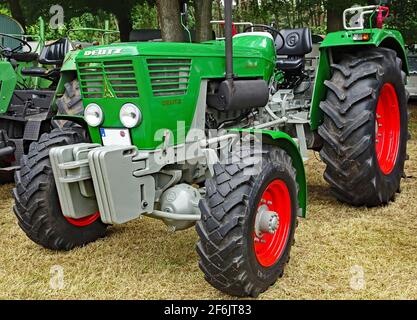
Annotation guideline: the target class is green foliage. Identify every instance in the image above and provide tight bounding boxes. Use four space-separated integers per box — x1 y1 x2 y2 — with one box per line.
132 2 159 29
2 0 417 44
26 11 119 42
0 3 9 16
388 0 417 44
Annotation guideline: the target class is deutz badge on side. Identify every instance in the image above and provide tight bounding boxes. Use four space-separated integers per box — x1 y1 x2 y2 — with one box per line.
84 48 123 56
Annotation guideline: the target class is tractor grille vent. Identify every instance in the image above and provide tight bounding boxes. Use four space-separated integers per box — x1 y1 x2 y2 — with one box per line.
78 60 139 98
147 59 191 96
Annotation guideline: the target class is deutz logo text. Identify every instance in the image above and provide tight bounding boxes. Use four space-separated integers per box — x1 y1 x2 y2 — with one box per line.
84 48 123 56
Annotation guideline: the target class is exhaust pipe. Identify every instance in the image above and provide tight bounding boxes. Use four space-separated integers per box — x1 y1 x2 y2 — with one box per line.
224 0 234 80
206 0 269 112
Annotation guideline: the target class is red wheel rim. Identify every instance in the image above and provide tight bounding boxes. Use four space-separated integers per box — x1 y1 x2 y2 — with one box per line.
65 212 100 227
375 83 400 175
253 179 292 268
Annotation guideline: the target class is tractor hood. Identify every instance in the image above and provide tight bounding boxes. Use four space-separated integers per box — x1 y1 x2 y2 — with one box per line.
76 34 276 62
74 34 276 151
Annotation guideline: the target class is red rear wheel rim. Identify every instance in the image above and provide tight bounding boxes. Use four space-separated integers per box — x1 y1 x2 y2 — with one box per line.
375 83 400 175
254 179 292 268
65 212 100 227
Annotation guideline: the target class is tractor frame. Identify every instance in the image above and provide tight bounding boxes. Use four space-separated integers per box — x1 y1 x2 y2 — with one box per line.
12 1 410 297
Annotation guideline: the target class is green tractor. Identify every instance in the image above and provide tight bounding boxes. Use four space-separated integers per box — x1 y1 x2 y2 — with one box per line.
13 0 409 297
0 15 49 181
0 16 118 182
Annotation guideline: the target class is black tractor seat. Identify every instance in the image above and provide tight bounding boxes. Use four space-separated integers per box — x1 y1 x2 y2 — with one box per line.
129 29 215 42
276 57 305 73
275 28 312 74
21 38 70 82
129 29 163 42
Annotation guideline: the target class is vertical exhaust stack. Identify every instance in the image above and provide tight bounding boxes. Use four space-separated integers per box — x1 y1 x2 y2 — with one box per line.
206 0 270 112
224 0 234 81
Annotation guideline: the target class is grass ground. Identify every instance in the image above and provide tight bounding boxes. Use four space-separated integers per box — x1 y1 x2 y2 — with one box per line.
0 105 416 300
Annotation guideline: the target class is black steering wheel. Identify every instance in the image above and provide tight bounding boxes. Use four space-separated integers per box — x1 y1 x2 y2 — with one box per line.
243 24 285 49
0 33 32 58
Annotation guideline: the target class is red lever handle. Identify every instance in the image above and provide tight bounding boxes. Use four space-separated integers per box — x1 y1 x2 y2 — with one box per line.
376 6 390 29
220 22 238 36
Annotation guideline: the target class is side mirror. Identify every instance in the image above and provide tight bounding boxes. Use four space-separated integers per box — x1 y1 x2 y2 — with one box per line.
181 3 189 25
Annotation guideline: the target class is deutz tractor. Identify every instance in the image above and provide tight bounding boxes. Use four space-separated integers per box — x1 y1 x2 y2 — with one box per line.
13 0 409 297
0 16 118 182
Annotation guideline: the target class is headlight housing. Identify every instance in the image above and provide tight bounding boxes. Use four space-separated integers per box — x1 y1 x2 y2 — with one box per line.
84 103 104 127
120 103 142 128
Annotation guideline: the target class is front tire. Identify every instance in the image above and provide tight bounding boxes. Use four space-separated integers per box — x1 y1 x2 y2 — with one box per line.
319 47 408 206
196 146 299 297
13 128 107 250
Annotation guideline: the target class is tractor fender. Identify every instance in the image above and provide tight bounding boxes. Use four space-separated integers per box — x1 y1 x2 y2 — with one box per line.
310 29 409 131
0 61 17 114
61 50 79 72
231 128 307 218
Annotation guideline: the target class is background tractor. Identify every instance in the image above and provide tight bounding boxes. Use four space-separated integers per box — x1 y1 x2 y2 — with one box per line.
406 44 417 99
12 0 409 297
0 16 119 182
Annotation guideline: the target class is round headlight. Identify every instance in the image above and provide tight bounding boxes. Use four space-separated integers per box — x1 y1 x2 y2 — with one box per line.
120 103 142 128
84 103 104 127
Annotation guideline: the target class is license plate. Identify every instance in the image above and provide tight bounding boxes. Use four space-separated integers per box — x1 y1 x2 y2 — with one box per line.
100 128 132 146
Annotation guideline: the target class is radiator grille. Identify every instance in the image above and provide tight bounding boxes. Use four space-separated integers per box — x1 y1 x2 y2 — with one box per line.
147 59 191 97
78 60 139 98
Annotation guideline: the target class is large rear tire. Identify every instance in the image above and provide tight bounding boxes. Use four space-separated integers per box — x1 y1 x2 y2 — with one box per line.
13 128 107 250
54 80 84 129
319 47 408 206
196 145 299 297
56 80 83 117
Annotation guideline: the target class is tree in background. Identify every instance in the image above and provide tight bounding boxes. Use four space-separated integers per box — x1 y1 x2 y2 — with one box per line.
2 0 417 44
194 0 213 42
0 0 26 30
156 0 183 41
390 0 417 44
132 2 159 30
155 0 214 42
1 0 156 41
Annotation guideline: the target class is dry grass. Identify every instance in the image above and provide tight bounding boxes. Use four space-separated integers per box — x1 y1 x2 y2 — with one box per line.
0 106 416 300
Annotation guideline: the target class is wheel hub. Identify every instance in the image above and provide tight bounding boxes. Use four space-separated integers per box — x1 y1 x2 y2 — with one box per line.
375 83 400 175
253 179 292 268
255 205 279 238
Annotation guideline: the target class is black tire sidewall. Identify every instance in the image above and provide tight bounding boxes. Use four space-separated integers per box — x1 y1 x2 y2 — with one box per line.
320 48 408 206
243 160 298 285
14 128 106 250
